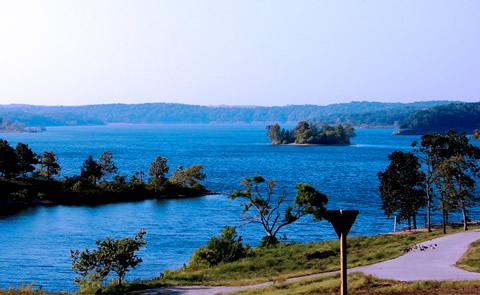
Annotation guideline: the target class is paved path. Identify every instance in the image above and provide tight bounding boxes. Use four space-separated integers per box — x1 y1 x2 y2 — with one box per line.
356 229 480 281
137 230 480 294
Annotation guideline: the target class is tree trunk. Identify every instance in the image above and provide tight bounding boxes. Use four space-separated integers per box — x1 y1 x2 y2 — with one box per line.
442 210 447 234
413 213 417 230
423 208 427 229
118 273 123 286
427 193 432 232
407 216 411 231
462 202 468 231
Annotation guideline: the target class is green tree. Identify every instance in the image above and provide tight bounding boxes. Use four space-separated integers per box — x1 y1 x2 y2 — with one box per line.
38 151 60 180
148 156 169 190
230 176 328 246
412 134 447 232
130 171 145 186
169 165 206 189
412 131 480 233
81 155 102 184
71 229 146 287
0 139 18 178
98 151 118 180
294 121 313 144
378 151 426 230
436 154 479 231
267 124 282 144
15 143 38 178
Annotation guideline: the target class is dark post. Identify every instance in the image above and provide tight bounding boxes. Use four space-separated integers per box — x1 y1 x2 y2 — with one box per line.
327 210 359 295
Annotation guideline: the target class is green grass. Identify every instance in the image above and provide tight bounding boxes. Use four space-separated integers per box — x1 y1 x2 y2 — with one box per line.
457 239 480 272
114 226 470 293
233 272 480 295
0 284 62 295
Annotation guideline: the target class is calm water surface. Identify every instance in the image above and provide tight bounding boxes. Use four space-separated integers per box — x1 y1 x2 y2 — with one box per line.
0 125 468 291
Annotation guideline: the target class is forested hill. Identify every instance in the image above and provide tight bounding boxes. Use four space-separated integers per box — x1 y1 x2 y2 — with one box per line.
0 101 456 127
397 102 480 135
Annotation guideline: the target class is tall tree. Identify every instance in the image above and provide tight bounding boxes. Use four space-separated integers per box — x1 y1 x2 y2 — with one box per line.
81 155 102 184
294 121 313 144
436 155 478 231
15 143 38 178
38 151 60 180
148 156 169 182
414 131 480 233
0 139 18 178
267 124 282 145
148 156 169 192
378 151 426 230
230 176 328 246
412 134 448 232
98 151 118 180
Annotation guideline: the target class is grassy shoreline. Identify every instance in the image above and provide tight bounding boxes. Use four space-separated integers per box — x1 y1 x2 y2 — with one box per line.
97 224 480 294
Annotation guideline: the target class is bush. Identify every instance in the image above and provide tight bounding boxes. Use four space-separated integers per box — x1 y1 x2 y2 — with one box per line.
259 235 280 247
188 226 250 268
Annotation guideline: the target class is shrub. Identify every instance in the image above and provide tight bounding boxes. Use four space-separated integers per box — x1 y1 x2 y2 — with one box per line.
188 226 250 268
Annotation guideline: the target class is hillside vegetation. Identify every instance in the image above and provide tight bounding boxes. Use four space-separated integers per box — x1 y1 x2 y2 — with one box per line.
0 101 454 127
398 102 480 135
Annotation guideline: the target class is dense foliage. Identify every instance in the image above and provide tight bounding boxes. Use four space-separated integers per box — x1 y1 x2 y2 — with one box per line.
267 122 355 145
398 102 480 134
0 101 454 127
378 151 426 229
379 130 480 232
188 226 250 268
0 139 208 211
71 230 146 289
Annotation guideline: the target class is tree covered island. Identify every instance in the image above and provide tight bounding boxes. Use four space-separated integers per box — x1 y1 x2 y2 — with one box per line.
267 121 355 145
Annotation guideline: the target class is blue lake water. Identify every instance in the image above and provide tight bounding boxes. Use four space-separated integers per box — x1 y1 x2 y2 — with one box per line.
0 124 470 291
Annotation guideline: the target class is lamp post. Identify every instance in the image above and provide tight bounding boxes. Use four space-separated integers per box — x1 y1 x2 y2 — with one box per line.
327 210 359 295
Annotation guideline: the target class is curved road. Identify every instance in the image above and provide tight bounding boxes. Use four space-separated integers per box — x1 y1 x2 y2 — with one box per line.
137 230 480 294
356 229 480 281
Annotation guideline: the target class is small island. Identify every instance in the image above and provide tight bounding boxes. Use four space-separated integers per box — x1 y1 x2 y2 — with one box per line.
0 139 208 214
267 121 355 145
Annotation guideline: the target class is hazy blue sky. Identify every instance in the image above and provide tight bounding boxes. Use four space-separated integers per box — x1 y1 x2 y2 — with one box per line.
0 0 479 106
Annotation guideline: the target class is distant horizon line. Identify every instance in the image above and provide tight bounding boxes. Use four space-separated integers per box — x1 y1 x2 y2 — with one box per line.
0 99 474 108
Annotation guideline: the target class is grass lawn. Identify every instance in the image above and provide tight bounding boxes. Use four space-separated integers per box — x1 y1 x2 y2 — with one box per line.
0 285 63 295
232 272 480 295
457 239 480 273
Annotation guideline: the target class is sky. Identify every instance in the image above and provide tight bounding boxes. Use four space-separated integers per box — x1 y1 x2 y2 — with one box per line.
0 0 479 106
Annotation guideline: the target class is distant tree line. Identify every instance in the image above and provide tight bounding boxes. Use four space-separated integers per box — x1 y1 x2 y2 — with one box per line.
267 122 355 145
378 130 480 232
0 101 454 127
398 102 480 135
0 139 208 209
